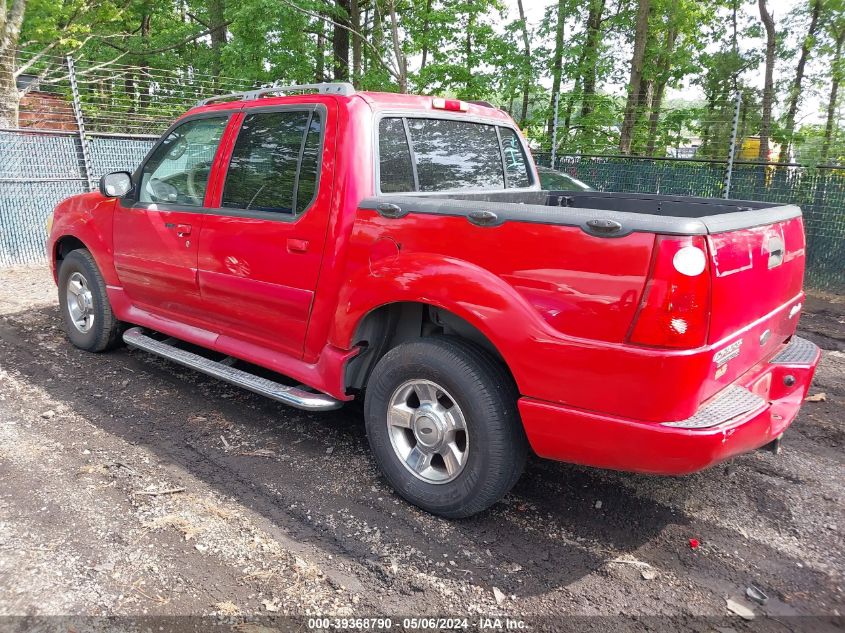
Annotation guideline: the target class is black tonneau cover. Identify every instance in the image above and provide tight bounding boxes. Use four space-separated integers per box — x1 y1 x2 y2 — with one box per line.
359 190 801 237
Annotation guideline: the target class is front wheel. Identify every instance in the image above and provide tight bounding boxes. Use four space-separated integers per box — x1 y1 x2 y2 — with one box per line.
58 249 122 352
364 337 527 518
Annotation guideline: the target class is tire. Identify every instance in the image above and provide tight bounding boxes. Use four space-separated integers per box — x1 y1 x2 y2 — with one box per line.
58 249 122 352
364 336 527 518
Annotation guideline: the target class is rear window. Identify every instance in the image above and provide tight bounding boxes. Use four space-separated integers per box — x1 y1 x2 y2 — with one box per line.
378 117 532 193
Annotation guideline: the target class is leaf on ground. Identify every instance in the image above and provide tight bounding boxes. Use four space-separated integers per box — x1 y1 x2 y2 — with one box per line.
805 392 826 402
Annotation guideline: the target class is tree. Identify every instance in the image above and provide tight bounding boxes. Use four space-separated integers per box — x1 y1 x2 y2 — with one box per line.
387 0 407 91
578 0 606 122
757 0 776 161
780 0 823 161
333 0 350 80
821 15 845 163
545 0 565 139
0 0 26 126
619 0 651 154
207 0 227 79
515 0 531 127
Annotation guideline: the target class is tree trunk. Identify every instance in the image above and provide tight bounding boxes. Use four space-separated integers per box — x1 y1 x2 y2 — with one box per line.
387 0 407 92
372 0 383 70
333 0 351 81
350 0 361 86
138 13 152 113
465 3 474 93
757 0 776 161
315 15 325 82
516 0 531 127
579 0 606 120
821 28 845 164
0 0 27 127
560 77 581 150
645 80 666 154
545 0 565 138
420 0 432 71
619 0 650 154
645 20 677 155
207 0 227 79
781 0 822 161
0 62 19 128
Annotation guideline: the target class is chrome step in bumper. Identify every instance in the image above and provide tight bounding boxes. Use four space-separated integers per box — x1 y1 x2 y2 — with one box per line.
770 336 819 365
662 385 766 429
662 336 820 430
123 327 343 411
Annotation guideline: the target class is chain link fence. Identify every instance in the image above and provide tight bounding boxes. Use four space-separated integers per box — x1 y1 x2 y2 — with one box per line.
0 52 842 293
0 129 154 266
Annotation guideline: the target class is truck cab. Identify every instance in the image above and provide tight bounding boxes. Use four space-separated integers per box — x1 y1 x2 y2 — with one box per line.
48 83 820 518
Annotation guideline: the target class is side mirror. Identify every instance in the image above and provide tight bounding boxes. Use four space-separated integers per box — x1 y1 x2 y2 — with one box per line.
99 171 133 198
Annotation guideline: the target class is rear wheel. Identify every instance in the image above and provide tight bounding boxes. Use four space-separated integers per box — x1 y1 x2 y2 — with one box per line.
364 337 527 518
58 249 122 352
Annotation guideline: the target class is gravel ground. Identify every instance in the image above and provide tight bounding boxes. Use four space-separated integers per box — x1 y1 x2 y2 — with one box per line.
0 265 842 632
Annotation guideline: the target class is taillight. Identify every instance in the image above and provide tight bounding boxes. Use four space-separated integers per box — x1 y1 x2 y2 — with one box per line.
627 235 711 349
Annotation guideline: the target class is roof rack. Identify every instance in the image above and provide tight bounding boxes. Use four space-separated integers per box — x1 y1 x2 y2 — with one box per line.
197 82 356 107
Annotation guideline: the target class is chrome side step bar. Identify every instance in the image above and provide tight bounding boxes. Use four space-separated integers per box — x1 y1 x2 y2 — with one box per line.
123 327 343 411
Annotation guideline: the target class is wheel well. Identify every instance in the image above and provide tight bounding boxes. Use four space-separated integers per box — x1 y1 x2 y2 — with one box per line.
54 236 87 265
344 302 510 393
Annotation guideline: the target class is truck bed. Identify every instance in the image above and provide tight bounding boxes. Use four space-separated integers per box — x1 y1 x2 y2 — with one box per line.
361 190 801 237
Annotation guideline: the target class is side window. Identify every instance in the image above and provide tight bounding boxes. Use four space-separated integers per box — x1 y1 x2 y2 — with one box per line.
139 117 228 206
378 117 415 193
500 128 531 189
407 118 504 192
222 110 322 215
294 113 323 214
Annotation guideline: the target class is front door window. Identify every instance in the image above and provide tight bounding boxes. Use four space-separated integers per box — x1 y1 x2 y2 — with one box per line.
139 117 229 206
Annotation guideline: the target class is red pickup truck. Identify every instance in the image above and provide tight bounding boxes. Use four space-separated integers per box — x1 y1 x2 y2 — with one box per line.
47 83 820 518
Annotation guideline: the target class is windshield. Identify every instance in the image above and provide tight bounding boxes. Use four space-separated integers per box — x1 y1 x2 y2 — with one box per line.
378 116 534 193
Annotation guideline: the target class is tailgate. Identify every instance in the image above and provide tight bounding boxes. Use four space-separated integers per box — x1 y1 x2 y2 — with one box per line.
705 216 806 388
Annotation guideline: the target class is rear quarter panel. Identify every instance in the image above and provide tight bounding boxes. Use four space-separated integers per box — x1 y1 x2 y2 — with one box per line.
339 211 655 343
332 209 680 418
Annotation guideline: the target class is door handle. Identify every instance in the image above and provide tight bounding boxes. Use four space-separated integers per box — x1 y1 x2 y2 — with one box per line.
287 238 309 253
175 223 192 237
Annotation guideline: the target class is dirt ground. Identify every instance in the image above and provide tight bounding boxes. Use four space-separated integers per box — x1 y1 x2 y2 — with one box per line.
0 266 842 631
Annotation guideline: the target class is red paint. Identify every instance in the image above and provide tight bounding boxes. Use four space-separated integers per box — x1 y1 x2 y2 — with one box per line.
47 90 820 477
689 539 700 549
519 340 818 474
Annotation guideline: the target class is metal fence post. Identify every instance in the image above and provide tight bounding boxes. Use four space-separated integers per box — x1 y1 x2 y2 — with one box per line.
723 91 741 199
67 55 95 191
550 92 560 169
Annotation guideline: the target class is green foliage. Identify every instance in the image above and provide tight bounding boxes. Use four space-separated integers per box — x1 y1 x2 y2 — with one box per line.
8 0 845 164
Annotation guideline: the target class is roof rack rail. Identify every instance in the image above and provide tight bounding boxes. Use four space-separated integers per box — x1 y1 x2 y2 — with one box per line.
197 82 356 106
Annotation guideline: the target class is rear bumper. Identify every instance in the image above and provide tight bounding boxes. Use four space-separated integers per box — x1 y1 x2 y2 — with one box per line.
519 336 821 475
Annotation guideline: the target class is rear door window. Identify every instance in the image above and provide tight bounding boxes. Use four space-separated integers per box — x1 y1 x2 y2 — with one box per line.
222 109 323 215
379 118 416 193
500 128 531 189
377 117 532 193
